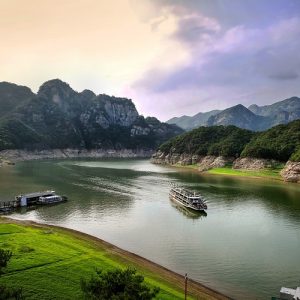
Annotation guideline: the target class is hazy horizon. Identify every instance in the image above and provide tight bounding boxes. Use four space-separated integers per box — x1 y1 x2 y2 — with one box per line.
1 0 300 121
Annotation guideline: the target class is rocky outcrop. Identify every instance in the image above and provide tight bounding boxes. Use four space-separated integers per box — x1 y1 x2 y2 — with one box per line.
151 151 234 171
197 156 234 171
280 161 300 182
233 157 277 170
0 148 154 163
0 79 183 151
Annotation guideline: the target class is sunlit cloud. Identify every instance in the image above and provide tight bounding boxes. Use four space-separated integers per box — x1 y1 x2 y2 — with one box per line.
1 0 300 120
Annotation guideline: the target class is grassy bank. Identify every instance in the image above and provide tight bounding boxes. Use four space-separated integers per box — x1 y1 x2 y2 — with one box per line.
207 166 282 179
0 219 229 300
174 163 283 180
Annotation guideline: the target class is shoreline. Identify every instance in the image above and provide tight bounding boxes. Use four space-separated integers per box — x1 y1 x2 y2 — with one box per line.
0 148 153 164
165 163 288 183
1 217 232 300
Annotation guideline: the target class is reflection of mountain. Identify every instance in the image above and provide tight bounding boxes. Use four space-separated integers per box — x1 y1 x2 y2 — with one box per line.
170 198 207 219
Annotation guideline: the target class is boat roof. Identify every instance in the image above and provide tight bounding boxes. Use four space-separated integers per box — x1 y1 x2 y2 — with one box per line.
18 191 55 198
171 187 202 198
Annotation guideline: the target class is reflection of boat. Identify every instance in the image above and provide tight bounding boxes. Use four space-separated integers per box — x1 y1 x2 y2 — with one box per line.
169 184 207 211
170 198 207 219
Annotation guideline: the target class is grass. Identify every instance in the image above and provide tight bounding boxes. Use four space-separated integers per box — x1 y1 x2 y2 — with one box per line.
206 166 282 179
173 162 284 180
0 220 227 300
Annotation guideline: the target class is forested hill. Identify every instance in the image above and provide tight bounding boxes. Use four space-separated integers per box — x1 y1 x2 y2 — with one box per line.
158 120 300 162
0 80 183 151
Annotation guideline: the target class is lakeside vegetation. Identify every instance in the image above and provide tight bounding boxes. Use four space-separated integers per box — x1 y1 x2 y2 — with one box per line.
159 125 254 158
0 220 227 300
174 163 283 180
159 120 300 162
206 167 282 179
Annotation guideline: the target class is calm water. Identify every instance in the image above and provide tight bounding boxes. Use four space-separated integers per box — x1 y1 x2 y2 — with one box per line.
1 159 300 299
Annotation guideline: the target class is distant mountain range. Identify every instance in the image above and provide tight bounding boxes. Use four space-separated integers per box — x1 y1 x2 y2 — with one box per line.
167 97 300 131
0 80 183 151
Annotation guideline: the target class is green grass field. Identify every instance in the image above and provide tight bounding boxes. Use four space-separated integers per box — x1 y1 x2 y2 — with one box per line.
206 166 282 179
174 163 283 180
0 221 224 300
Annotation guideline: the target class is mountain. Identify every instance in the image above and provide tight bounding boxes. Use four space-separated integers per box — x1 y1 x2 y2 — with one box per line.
167 110 220 130
241 119 300 162
167 97 300 131
248 96 300 125
157 120 300 162
206 104 269 131
0 79 183 151
0 82 35 118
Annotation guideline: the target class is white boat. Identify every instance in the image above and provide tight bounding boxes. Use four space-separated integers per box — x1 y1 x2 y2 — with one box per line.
38 195 67 205
169 185 207 211
15 191 67 206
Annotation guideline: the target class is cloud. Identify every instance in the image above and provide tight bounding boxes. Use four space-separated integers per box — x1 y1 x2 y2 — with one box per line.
131 3 300 120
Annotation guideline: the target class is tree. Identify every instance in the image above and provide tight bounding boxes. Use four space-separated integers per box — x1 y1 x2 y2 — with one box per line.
0 249 12 274
81 268 159 300
0 249 24 300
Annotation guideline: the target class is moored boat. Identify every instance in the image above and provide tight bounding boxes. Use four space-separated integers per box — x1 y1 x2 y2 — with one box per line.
15 191 67 207
169 184 207 211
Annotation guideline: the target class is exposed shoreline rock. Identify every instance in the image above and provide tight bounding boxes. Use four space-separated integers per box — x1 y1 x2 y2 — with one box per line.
151 151 235 171
151 151 300 183
233 157 278 170
0 148 154 163
280 161 300 182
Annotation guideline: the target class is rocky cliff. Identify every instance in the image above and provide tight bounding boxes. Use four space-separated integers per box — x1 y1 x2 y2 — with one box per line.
0 79 183 152
151 151 235 171
280 161 300 182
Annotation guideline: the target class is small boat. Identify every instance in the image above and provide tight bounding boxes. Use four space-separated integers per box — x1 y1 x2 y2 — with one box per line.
38 195 68 205
169 184 207 211
15 191 67 207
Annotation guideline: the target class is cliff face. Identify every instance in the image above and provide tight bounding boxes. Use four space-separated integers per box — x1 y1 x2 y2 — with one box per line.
0 79 183 151
151 151 235 171
281 161 300 182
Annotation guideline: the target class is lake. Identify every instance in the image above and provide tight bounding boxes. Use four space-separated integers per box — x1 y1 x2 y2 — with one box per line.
1 159 300 299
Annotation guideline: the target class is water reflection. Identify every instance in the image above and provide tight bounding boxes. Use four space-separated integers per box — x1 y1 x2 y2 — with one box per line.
170 198 207 219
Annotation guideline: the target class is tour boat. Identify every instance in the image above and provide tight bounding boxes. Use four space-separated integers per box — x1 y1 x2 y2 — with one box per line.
169 185 207 211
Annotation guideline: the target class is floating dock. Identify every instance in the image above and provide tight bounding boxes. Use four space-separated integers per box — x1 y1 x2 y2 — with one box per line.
0 190 67 213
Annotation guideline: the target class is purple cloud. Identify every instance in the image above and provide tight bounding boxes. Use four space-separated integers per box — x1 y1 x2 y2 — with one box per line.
131 1 300 120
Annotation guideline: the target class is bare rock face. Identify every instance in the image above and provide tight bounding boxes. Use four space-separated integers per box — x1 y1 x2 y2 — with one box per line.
197 156 234 171
151 151 234 170
233 157 276 170
280 161 300 182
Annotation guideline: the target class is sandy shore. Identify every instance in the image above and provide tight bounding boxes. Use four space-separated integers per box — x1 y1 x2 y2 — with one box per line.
1 217 232 300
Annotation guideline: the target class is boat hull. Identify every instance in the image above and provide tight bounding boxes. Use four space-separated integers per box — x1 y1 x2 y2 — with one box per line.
169 193 206 212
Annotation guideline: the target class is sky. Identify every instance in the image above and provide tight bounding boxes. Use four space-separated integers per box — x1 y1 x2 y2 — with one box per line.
1 0 300 121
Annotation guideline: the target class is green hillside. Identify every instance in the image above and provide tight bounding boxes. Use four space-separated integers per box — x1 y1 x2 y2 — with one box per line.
158 120 300 162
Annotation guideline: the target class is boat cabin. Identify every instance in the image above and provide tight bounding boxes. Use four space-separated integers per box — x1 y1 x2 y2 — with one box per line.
16 191 56 207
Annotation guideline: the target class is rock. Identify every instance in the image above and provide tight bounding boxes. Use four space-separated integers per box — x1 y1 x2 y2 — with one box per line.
151 152 234 170
197 156 234 171
280 161 300 182
233 157 277 170
0 149 154 162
